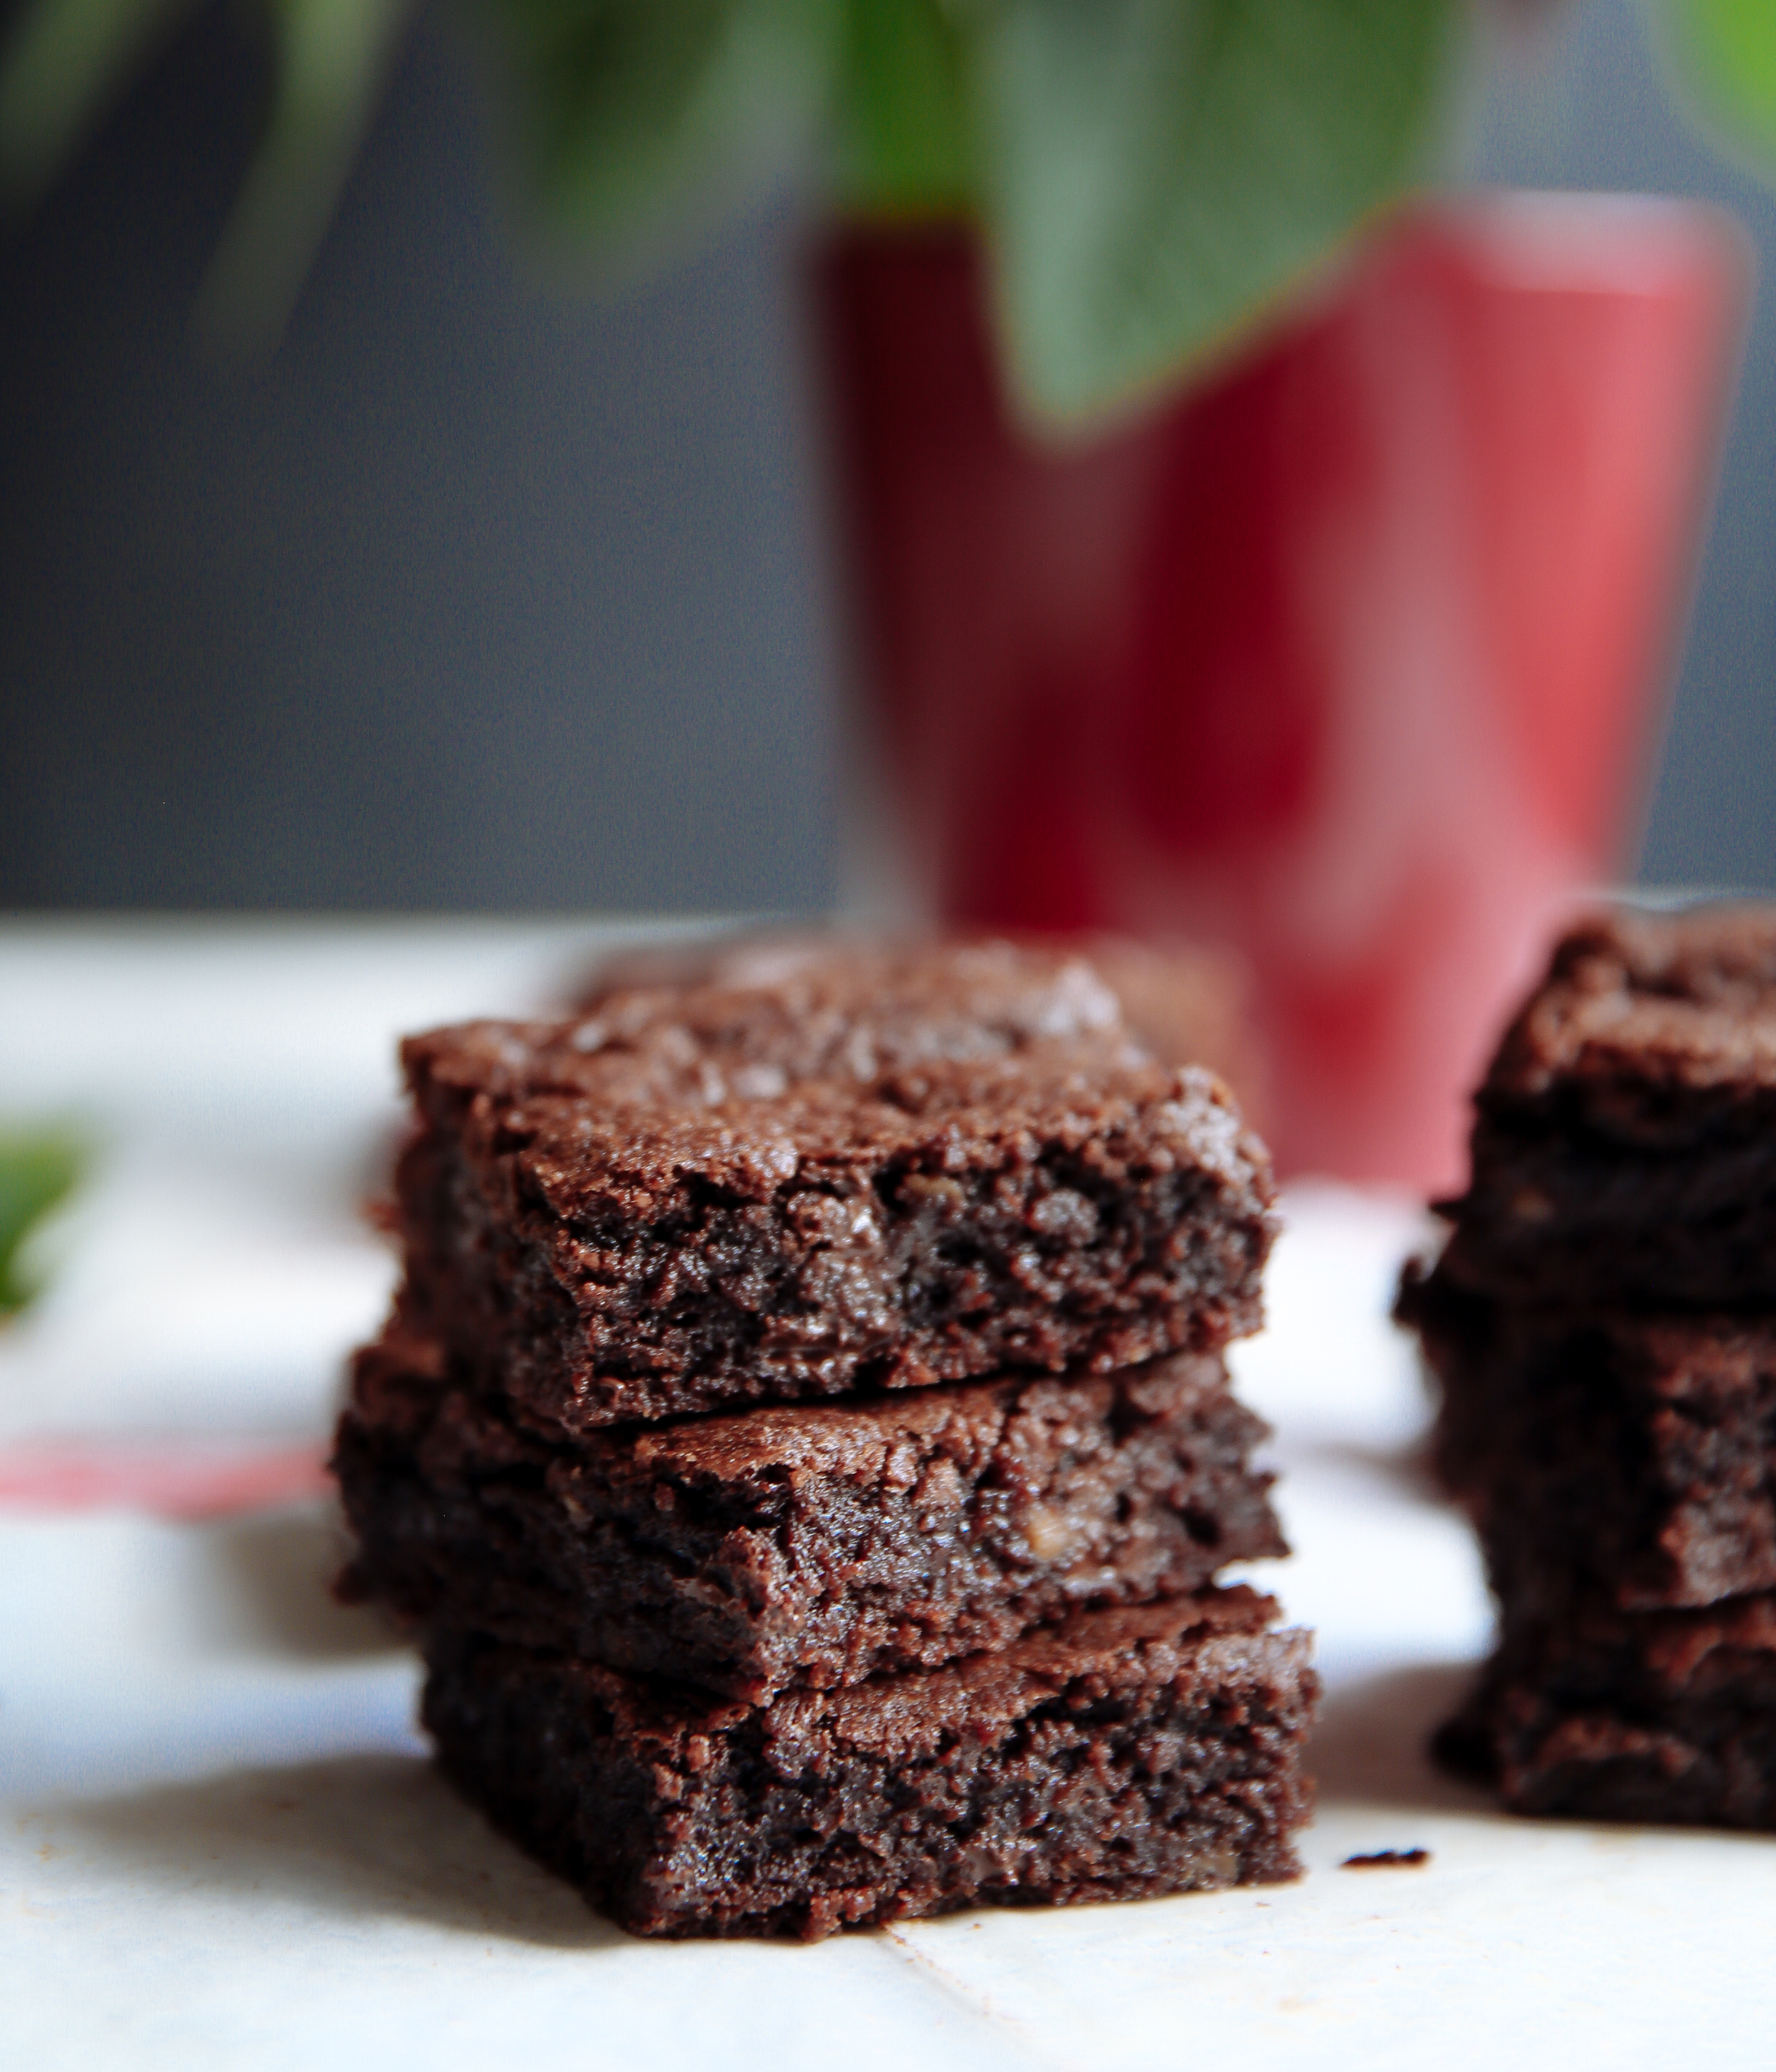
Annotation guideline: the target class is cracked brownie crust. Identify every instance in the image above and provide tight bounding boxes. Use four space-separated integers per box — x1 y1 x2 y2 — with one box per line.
335 1333 1287 1702
1435 906 1776 1309
573 928 1273 1138
422 1586 1316 1938
394 944 1276 1432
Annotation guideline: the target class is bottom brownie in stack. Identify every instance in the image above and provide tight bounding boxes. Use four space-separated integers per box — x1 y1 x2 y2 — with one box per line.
335 1333 1316 1935
1431 1592 1776 1827
425 1591 1312 1940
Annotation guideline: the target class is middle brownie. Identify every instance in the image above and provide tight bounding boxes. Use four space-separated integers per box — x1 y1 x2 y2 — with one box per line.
335 1333 1287 1702
1402 1263 1776 1615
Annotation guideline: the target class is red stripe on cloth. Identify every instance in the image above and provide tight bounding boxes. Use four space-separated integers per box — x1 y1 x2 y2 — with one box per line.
0 1440 332 1519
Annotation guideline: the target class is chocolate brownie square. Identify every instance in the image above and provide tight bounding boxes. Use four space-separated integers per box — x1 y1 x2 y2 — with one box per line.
1434 905 1776 1309
394 942 1276 1433
1436 1592 1776 1828
1403 1266 1776 1615
335 1333 1287 1701
421 1585 1316 1938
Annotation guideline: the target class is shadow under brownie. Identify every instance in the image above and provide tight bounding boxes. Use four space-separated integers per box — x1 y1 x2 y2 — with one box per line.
422 1586 1316 1939
336 1333 1287 1702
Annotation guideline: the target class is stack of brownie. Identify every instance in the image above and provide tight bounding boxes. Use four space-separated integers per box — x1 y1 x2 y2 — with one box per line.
335 940 1317 1937
1400 906 1776 1827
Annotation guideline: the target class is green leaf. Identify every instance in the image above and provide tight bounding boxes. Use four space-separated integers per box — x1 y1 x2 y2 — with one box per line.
967 0 1460 427
0 1130 83 1316
191 0 418 354
0 0 194 202
479 0 836 254
1662 0 1776 172
831 0 975 216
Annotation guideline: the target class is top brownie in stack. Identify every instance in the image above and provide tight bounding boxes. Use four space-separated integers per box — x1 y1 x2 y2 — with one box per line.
394 941 1278 1435
1433 905 1776 1310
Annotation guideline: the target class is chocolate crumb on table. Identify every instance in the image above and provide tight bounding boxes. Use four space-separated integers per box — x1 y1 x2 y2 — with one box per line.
1340 1848 1430 1869
1401 903 1776 1829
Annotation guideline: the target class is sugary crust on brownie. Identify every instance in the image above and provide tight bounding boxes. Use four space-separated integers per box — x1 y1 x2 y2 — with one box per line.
421 1587 1316 1938
1402 1267 1776 1613
574 929 1272 1136
335 1333 1288 1700
1480 904 1776 1108
522 937 1142 1100
1430 907 1776 1306
395 976 1276 1429
1435 1593 1776 1827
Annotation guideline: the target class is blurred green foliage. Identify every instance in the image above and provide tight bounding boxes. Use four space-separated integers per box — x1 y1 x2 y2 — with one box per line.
971 0 1457 422
831 0 972 214
1 1 1772 422
1666 0 1776 170
471 0 1463 419
0 0 415 351
0 1131 83 1316
484 1 835 249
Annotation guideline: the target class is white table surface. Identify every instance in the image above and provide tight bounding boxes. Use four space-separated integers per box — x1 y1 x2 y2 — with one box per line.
1 919 1770 2070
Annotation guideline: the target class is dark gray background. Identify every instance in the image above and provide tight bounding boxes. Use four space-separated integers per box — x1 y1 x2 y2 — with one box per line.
1 0 1770 913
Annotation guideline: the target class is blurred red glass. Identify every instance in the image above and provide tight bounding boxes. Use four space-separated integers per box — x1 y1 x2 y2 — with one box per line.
817 196 1746 1191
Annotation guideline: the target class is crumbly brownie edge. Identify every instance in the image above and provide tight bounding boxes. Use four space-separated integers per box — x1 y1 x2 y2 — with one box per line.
422 1591 1317 1939
397 1062 1277 1431
335 1338 1289 1699
1431 1125 1776 1310
1430 905 1776 1308
1400 1268 1776 1612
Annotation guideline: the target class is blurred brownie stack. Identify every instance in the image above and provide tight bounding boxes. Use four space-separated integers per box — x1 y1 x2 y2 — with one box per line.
335 940 1316 1937
1400 907 1776 1827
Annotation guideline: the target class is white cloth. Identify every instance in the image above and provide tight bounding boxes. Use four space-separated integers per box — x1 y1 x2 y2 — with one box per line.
1 923 1769 2068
